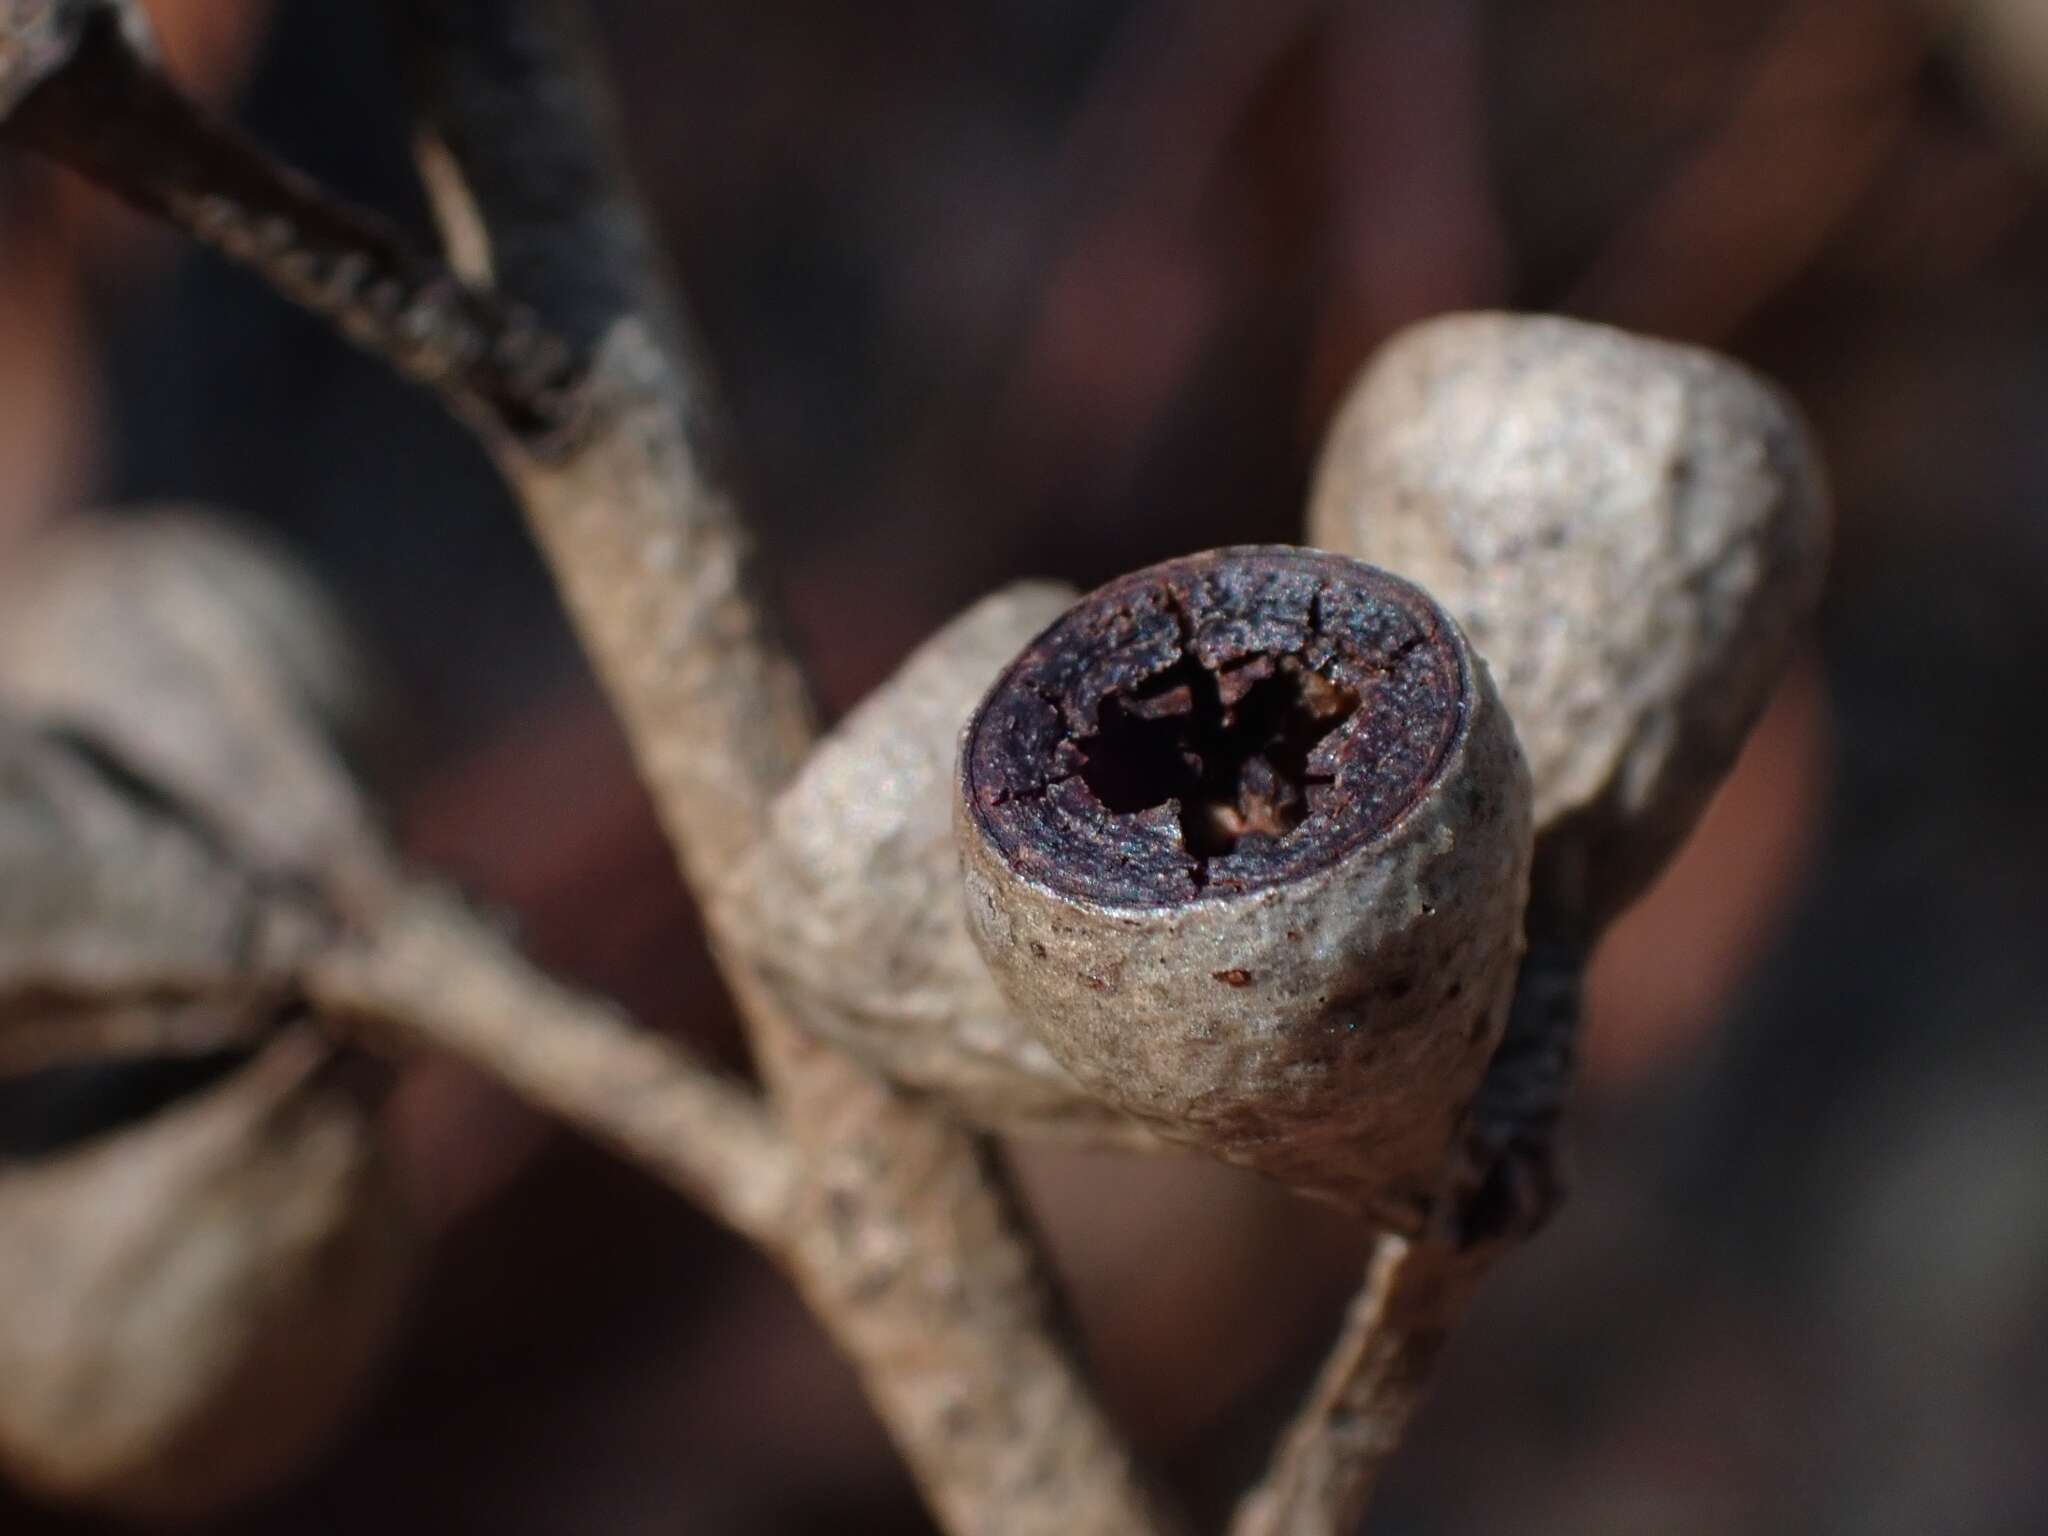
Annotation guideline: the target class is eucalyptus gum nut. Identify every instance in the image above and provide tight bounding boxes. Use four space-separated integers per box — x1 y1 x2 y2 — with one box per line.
714 583 1148 1141
957 548 1532 1229
0 1031 416 1521
0 717 320 1009
1308 312 1829 927
0 509 390 900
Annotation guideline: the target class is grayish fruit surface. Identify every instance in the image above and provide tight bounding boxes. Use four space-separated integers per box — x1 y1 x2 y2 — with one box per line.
958 549 1532 1229
1309 312 1828 925
0 510 390 903
0 1032 415 1521
715 583 1144 1139
0 718 319 1011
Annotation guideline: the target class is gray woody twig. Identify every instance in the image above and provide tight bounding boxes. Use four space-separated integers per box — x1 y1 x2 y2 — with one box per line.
0 5 1170 1532
1229 936 1584 1536
1 0 579 443
390 4 1167 1530
306 885 801 1244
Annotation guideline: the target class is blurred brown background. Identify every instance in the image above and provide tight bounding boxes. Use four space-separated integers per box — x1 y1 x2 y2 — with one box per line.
3 0 2047 1530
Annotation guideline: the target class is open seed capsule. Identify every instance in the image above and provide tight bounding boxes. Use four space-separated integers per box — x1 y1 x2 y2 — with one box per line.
956 546 1531 1228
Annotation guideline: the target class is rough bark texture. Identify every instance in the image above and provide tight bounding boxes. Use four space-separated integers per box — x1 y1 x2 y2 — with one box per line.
1 5 1169 1519
765 1025 1171 1536
0 6 1838 1532
4 2 579 443
493 273 1173 1536
959 547 1532 1229
1309 311 1829 926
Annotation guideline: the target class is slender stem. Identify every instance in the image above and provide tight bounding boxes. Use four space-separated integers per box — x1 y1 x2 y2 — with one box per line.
386 0 816 877
1232 936 1586 1535
0 4 1171 1528
305 885 797 1243
1231 1234 1492 1536
390 9 1171 1527
2 1 579 444
1 6 1441 1530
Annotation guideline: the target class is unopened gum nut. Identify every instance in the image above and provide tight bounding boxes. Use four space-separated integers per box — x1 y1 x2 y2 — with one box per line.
1309 312 1828 925
715 582 1144 1139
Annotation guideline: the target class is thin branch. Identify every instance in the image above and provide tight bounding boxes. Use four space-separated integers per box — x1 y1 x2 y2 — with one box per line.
1231 1234 1493 1536
1230 936 1586 1536
0 6 1171 1531
385 0 816 878
318 875 1173 1531
759 1006 1177 1536
1 0 580 443
390 8 1172 1529
305 885 798 1243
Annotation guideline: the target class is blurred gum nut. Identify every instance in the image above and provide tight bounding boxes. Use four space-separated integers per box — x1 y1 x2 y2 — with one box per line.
0 508 389 904
0 1030 415 1522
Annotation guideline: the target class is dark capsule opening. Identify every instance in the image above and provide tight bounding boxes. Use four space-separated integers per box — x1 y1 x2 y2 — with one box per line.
0 1049 252 1160
965 546 1468 906
1077 652 1360 859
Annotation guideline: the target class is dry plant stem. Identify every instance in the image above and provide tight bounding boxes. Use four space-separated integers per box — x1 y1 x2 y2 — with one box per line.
1230 929 1587 1536
1 2 578 442
1225 1221 1496 1536
759 1013 1171 1536
1231 1234 1493 1536
394 6 1168 1531
390 0 820 862
0 12 1163 1530
305 887 797 1243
